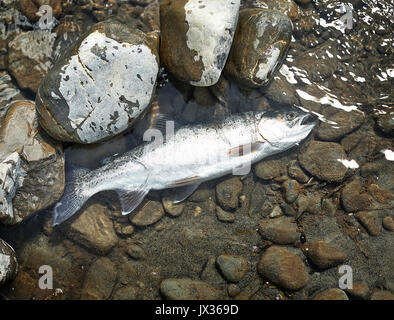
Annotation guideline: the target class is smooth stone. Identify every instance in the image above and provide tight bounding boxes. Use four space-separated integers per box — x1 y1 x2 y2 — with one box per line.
254 158 282 180
225 8 292 88
162 196 185 217
160 278 219 300
7 30 56 93
216 254 249 282
312 288 349 300
258 217 299 244
36 19 159 144
245 0 300 21
282 179 300 203
288 160 309 184
376 112 394 136
126 244 145 260
160 0 241 86
257 246 309 291
306 240 346 269
346 281 370 300
341 179 373 212
216 206 236 223
370 290 394 300
0 238 18 286
112 285 137 300
382 216 394 231
81 257 117 300
0 100 64 226
66 203 118 255
298 141 348 182
216 177 243 211
130 200 164 227
355 212 381 236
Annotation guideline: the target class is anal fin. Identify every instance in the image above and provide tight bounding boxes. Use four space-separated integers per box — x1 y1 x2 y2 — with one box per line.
117 187 150 215
173 183 200 204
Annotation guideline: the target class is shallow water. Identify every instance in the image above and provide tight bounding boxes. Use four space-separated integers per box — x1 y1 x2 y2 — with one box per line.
0 0 393 300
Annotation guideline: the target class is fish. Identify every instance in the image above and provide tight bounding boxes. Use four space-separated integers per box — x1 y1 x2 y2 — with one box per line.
52 108 317 226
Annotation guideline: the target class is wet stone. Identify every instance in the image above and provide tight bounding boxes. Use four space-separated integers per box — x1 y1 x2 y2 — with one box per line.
346 281 370 300
246 0 300 21
317 109 365 141
269 205 283 218
257 246 309 291
298 141 348 183
162 196 185 217
7 30 56 93
0 100 64 226
282 179 300 203
216 177 243 211
112 285 137 300
341 179 373 212
254 159 282 180
160 278 219 300
225 8 292 88
216 206 235 223
280 203 296 217
306 240 346 269
36 19 160 144
375 112 394 136
126 244 145 260
312 288 349 300
382 216 394 232
258 217 299 244
81 257 118 300
355 212 381 236
65 203 118 255
0 239 18 286
160 0 240 87
370 290 394 300
288 160 309 184
216 254 249 283
130 200 164 227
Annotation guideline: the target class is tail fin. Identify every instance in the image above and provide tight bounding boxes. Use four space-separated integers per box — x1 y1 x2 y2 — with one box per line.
52 166 91 226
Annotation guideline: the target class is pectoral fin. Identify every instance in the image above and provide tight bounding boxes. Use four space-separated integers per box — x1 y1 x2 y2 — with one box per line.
173 183 200 203
117 187 150 215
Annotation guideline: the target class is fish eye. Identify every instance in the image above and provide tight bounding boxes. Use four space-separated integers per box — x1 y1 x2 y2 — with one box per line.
286 112 296 121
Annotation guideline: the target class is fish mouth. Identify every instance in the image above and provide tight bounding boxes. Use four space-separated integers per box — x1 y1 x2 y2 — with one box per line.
300 113 318 125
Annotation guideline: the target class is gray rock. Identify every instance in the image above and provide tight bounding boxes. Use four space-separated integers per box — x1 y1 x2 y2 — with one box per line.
375 112 394 136
130 200 164 227
257 246 309 291
298 141 348 182
65 203 118 255
36 19 159 144
216 254 249 282
282 179 300 203
81 257 118 300
160 278 219 300
0 239 18 286
216 177 243 211
258 216 299 244
7 30 55 93
160 0 240 87
225 8 292 88
0 100 64 226
126 244 145 260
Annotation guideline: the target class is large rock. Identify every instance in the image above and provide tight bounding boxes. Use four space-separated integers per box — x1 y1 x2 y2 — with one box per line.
298 141 348 182
306 240 346 269
0 239 18 286
65 203 118 255
0 101 64 226
225 9 292 88
36 19 160 144
160 0 240 86
160 278 219 300
257 246 309 291
8 30 56 93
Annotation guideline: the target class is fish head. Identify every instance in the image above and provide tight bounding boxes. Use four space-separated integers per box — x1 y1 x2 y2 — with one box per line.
257 108 317 150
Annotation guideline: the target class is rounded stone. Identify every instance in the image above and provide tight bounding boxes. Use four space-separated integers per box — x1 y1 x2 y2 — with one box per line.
112 285 137 300
216 206 235 223
225 8 292 88
36 19 160 144
258 217 300 244
130 200 165 227
382 216 394 232
254 159 282 180
355 212 381 236
288 160 309 184
346 281 370 300
160 278 219 300
283 179 300 203
376 112 394 136
341 179 373 212
162 197 185 217
0 239 18 286
298 141 348 182
306 240 346 269
370 290 394 300
160 0 241 87
216 177 243 211
312 288 349 300
216 254 249 282
257 246 309 291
